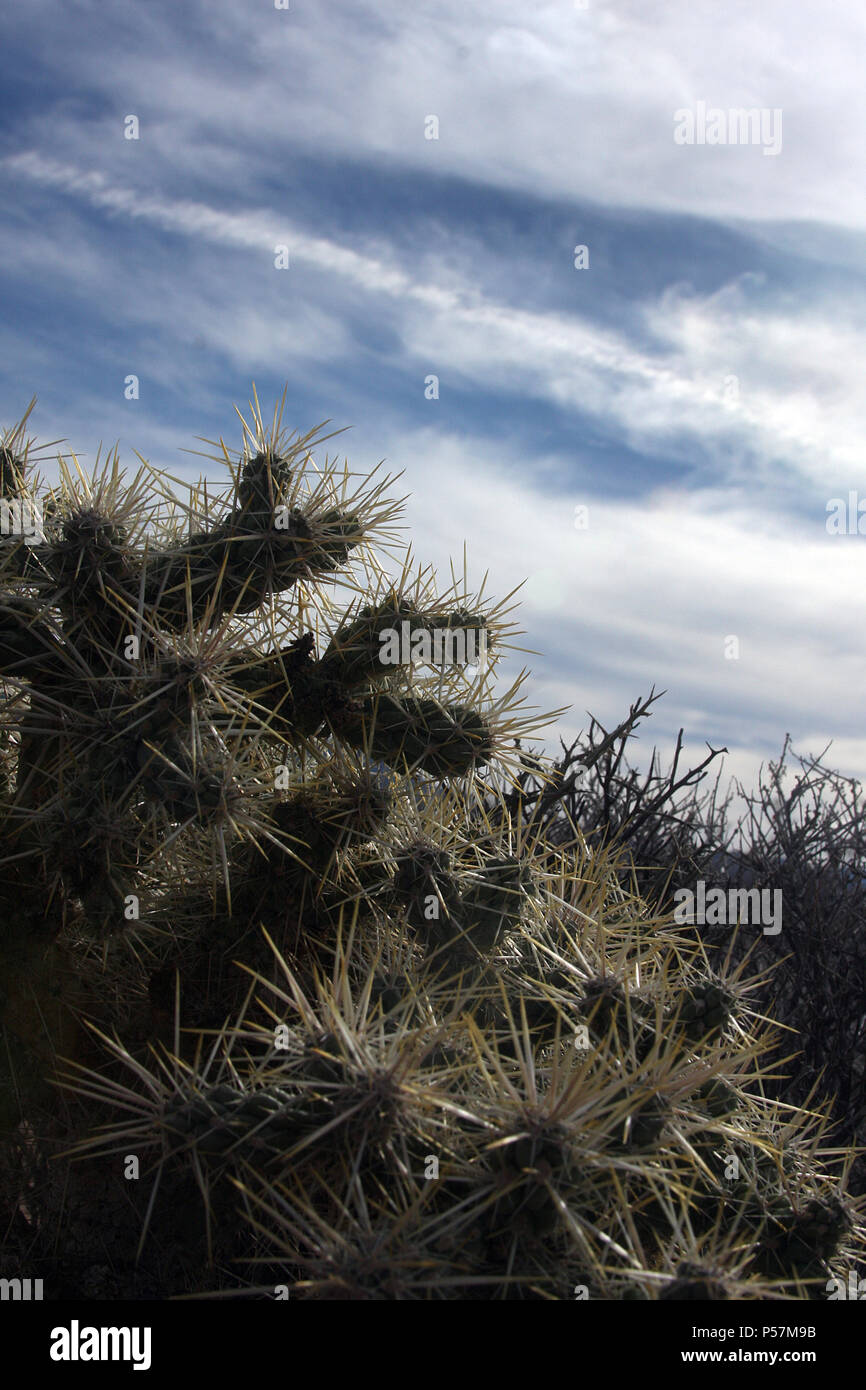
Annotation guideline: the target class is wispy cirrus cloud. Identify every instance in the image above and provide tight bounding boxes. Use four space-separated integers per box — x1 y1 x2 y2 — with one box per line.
1 0 865 801
6 152 866 490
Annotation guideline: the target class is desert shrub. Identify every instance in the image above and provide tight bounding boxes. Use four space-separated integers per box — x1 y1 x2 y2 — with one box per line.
499 707 866 1188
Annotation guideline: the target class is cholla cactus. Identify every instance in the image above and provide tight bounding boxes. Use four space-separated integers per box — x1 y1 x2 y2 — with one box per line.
0 393 862 1301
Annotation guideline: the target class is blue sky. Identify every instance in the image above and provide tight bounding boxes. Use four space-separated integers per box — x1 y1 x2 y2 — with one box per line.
2 0 866 797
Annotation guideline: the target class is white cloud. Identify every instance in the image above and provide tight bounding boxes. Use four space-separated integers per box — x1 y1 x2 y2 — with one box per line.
7 154 866 495
12 0 864 227
370 424 866 789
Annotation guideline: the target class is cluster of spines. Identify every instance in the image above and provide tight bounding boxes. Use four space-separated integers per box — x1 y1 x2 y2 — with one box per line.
53 872 862 1300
